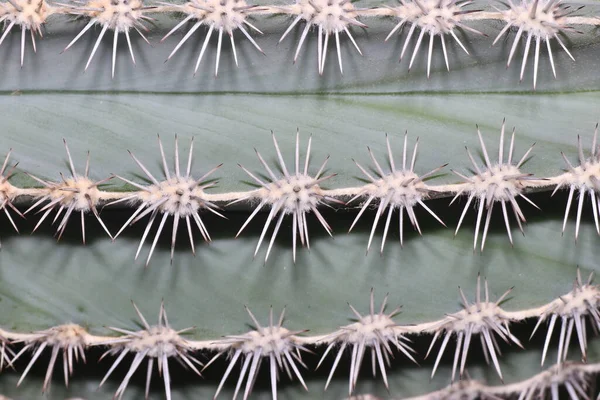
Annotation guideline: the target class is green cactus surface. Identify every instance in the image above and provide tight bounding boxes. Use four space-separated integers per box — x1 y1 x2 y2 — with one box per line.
1 1 600 399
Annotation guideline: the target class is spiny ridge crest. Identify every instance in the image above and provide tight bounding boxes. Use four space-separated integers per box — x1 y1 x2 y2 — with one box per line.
0 0 596 85
0 272 600 397
4 125 600 253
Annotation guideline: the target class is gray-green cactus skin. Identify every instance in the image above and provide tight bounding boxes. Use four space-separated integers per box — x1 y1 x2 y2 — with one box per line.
1 1 600 399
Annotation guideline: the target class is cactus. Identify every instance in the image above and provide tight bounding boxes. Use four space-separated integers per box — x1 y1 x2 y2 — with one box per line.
2 0 600 399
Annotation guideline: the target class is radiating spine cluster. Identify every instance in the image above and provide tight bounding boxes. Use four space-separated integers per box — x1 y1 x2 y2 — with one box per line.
204 306 309 400
384 0 483 77
427 275 520 382
9 324 89 392
278 0 365 75
61 0 155 77
234 132 337 263
451 122 538 251
316 289 415 395
533 269 600 367
110 135 223 266
348 134 446 253
0 0 598 86
555 129 600 240
0 0 51 65
161 0 265 76
97 302 201 400
24 139 113 243
492 0 580 89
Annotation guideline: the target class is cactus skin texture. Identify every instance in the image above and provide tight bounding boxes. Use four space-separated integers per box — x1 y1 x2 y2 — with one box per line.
2 1 600 399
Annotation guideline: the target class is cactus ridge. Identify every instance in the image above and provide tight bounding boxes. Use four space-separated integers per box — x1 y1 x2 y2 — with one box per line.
1 123 599 262
0 0 599 86
399 361 598 400
0 270 598 398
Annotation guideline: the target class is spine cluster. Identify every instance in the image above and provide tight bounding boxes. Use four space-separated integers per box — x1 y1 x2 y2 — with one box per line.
0 122 598 263
0 0 598 87
0 270 598 399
